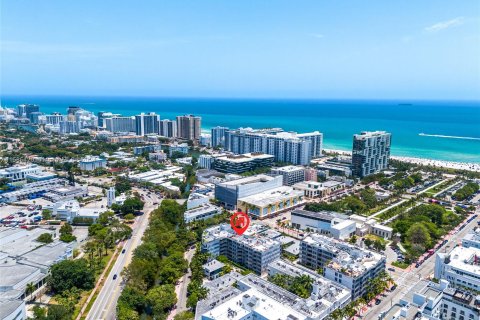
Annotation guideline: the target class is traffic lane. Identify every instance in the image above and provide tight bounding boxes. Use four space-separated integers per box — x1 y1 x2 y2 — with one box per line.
86 197 157 319
363 213 478 318
93 197 158 319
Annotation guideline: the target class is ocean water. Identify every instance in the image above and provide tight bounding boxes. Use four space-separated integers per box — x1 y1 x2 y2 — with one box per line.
1 96 479 163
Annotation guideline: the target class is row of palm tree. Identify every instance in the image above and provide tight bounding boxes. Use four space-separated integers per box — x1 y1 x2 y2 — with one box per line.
327 271 393 320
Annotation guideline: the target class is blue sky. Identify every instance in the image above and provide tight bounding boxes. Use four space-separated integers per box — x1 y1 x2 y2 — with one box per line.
1 1 479 99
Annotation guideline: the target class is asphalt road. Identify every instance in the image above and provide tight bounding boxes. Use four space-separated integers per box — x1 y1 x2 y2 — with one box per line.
362 209 480 319
86 191 161 320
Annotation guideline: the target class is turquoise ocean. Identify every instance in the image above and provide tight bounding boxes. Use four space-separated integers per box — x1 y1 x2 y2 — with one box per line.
1 96 479 163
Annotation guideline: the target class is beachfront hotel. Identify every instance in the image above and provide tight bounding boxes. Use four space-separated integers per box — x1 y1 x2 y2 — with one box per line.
135 112 160 136
352 131 391 178
225 127 323 165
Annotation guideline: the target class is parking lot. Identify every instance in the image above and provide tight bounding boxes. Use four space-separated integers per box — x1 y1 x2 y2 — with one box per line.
0 203 45 227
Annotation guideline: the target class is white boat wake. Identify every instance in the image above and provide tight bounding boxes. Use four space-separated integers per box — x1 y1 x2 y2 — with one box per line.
419 133 480 141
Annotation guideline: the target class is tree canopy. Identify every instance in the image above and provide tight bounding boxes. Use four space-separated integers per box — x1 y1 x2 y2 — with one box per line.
47 259 95 294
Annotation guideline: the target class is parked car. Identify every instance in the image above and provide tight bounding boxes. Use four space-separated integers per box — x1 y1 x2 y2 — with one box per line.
388 267 395 272
375 299 381 305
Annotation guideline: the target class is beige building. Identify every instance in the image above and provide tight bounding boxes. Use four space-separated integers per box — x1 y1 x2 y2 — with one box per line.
292 180 345 198
176 114 201 140
237 186 304 219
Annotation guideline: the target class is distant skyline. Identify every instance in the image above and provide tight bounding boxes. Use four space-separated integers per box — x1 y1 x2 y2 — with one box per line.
1 1 480 100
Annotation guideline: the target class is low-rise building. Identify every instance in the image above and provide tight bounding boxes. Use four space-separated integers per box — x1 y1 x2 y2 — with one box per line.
201 224 281 274
0 299 26 320
0 228 74 318
129 166 185 186
0 164 42 182
434 246 480 292
184 203 222 223
197 270 350 320
462 228 480 249
176 157 193 165
79 156 107 171
108 135 144 144
53 200 105 223
291 209 356 240
203 259 225 280
198 153 229 170
148 151 167 162
133 144 161 155
169 142 189 156
381 279 480 320
42 185 88 202
316 161 352 177
187 193 210 209
349 214 393 239
212 152 274 174
214 174 283 210
25 171 57 182
0 178 67 203
300 233 386 299
236 186 304 219
442 287 480 320
271 165 306 186
293 180 346 198
305 167 318 181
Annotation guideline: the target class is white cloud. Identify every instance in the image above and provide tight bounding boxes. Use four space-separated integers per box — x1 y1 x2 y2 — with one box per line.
424 17 465 33
311 33 325 39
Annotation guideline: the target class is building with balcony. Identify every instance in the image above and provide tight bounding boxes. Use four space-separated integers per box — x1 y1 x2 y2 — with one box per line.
201 224 281 274
300 233 386 299
236 186 304 219
271 165 306 186
212 152 274 174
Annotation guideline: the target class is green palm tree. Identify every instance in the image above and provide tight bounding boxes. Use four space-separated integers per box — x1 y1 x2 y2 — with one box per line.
25 282 36 301
84 241 96 267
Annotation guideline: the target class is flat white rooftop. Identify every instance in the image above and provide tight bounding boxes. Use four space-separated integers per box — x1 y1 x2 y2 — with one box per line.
238 186 303 207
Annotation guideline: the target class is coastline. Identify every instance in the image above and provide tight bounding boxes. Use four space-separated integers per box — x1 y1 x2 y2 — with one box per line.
324 149 480 172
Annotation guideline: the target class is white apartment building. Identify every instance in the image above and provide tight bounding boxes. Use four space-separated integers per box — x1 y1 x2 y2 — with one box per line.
184 203 222 223
225 128 323 165
198 271 350 320
0 164 42 182
435 246 480 292
271 165 306 186
79 156 107 171
463 228 480 249
201 224 281 274
104 116 136 133
293 180 346 198
301 233 386 299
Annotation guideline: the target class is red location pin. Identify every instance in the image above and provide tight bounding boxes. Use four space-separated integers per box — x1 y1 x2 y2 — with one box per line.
230 211 250 235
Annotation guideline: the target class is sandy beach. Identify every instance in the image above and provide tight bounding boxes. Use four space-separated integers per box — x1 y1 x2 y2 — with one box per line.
324 149 480 172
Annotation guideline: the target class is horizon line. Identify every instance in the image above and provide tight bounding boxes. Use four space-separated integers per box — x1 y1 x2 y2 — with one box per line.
1 93 479 103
